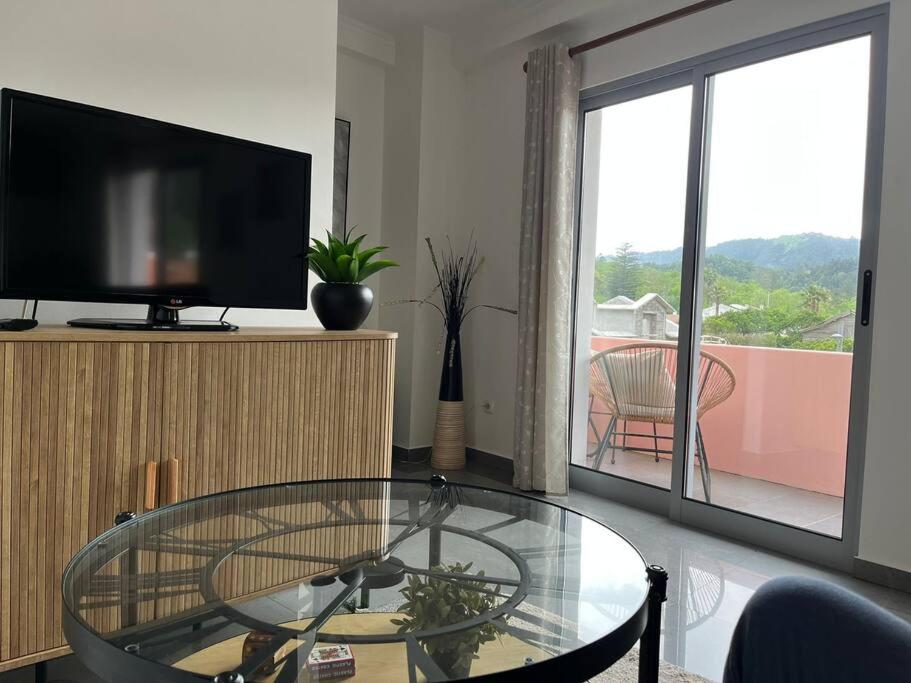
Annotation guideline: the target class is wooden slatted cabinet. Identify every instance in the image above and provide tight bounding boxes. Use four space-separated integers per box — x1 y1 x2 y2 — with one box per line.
0 327 396 671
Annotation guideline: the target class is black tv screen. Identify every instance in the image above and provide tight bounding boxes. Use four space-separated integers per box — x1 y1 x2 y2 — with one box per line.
0 89 311 310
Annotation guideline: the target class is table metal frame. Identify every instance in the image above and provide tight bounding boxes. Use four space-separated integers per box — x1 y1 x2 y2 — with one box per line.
62 476 667 683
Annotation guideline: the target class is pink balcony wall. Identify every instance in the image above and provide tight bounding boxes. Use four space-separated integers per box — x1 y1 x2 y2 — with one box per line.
588 337 851 497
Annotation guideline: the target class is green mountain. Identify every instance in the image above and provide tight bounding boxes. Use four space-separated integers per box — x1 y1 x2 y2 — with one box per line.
595 234 860 346
638 232 859 270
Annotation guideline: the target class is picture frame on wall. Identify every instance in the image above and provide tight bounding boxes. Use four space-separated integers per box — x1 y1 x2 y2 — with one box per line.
332 118 351 238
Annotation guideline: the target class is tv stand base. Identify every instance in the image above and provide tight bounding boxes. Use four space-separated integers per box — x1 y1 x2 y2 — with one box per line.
67 304 237 332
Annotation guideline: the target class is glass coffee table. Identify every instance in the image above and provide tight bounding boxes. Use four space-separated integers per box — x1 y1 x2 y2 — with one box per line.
62 477 667 682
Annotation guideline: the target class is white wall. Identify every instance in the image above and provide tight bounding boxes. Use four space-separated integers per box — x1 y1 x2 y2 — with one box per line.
377 28 424 447
855 1 911 574
458 0 911 571
0 0 339 327
335 50 387 328
408 27 470 448
460 52 526 460
373 26 470 450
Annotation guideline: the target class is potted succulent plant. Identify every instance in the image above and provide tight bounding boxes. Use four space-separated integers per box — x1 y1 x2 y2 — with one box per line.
391 561 505 679
308 228 398 330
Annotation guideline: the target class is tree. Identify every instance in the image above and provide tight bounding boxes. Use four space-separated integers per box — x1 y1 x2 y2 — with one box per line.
593 256 612 303
801 284 832 315
704 268 732 317
606 243 642 299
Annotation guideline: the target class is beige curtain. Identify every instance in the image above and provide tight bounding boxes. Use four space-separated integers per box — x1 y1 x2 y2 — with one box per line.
513 45 580 495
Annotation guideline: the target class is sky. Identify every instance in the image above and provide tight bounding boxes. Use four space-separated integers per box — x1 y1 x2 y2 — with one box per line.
588 35 871 257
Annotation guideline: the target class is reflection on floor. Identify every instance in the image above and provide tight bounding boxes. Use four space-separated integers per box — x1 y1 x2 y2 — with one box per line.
580 446 844 537
392 458 911 683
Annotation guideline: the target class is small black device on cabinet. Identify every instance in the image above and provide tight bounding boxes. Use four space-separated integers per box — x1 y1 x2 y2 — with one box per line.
0 318 37 331
0 300 39 331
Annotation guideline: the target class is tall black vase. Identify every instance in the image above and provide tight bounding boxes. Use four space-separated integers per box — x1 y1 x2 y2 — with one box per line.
432 330 465 469
438 331 463 401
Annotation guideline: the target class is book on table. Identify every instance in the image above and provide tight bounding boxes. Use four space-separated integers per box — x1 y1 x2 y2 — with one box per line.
307 644 356 679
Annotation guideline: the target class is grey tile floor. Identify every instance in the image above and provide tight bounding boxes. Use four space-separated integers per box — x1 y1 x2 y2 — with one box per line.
580 447 845 536
7 458 909 683
394 458 911 682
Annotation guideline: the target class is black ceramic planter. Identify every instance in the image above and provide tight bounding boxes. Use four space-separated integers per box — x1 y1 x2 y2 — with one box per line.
311 282 374 330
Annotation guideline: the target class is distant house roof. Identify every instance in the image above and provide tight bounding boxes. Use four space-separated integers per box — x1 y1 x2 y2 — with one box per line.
596 293 676 313
702 303 750 318
800 311 856 335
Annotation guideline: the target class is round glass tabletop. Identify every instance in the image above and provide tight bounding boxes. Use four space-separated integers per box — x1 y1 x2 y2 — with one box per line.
62 477 656 682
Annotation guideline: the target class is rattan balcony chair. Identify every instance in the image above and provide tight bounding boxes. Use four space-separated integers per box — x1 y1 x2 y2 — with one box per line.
588 342 736 502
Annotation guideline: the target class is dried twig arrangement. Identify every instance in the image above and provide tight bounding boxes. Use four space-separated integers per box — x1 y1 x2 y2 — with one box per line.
387 236 516 336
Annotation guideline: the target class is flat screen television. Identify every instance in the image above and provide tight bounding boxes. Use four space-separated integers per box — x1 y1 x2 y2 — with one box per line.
0 89 311 330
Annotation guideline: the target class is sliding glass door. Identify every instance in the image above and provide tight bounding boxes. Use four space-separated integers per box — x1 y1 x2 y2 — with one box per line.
570 8 887 569
683 36 871 537
572 83 692 490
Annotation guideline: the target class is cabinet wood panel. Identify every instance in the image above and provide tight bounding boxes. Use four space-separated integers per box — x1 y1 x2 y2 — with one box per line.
153 339 396 622
0 330 396 670
0 342 155 662
156 338 395 499
152 481 392 625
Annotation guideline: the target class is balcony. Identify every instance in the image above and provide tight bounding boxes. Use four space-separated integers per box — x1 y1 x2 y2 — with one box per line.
579 336 850 536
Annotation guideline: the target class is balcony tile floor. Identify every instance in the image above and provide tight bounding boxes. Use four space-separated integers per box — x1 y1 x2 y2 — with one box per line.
582 447 844 536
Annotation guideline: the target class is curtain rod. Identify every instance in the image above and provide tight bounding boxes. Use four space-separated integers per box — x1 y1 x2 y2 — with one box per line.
522 0 733 73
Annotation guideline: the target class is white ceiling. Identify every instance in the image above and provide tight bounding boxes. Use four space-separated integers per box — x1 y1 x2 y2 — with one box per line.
337 0 640 66
338 0 557 40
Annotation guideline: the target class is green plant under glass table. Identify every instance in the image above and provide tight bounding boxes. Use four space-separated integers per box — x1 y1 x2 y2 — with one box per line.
62 477 667 682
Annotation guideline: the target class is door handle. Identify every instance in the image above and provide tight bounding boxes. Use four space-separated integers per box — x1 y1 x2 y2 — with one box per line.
166 458 180 504
144 461 159 510
861 269 873 326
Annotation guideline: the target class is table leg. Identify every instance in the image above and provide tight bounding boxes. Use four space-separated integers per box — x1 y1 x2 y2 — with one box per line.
428 475 447 568
429 526 442 567
638 564 668 683
115 512 138 628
